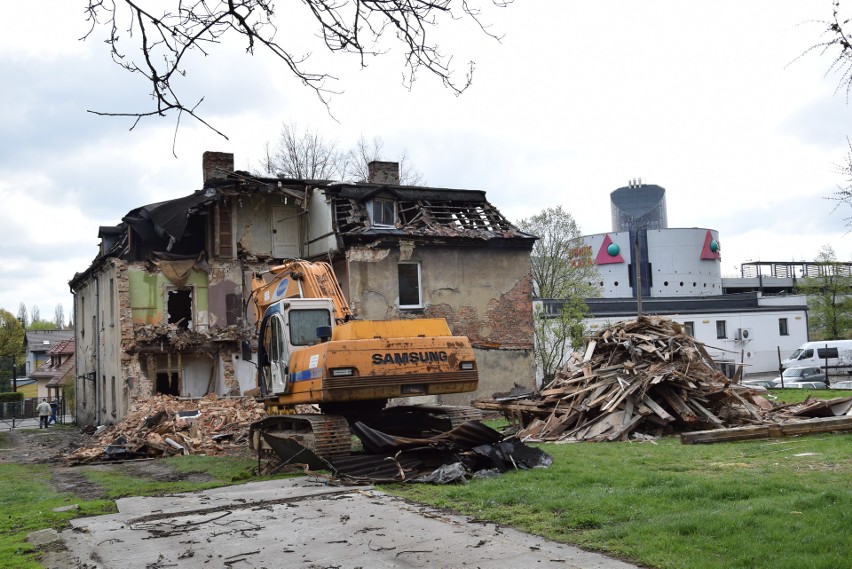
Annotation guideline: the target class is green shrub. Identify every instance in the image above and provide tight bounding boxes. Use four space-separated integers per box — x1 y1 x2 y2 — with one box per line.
0 392 24 403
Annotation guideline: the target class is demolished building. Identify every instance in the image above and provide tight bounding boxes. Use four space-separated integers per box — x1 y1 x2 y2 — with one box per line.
69 152 537 425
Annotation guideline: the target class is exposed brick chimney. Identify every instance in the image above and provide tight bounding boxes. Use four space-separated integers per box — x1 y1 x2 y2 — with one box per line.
202 151 234 185
367 161 400 185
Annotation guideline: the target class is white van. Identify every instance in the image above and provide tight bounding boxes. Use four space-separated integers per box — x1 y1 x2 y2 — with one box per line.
781 340 852 375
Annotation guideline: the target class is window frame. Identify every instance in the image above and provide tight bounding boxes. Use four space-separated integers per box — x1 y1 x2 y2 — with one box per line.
398 262 423 309
779 317 789 336
368 198 397 228
716 320 727 339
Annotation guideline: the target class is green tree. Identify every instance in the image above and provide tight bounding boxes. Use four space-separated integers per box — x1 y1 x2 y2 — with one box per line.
0 308 25 391
795 245 852 339
516 206 601 382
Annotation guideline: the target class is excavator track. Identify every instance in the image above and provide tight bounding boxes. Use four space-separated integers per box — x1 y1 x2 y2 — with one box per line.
366 404 484 438
249 414 352 461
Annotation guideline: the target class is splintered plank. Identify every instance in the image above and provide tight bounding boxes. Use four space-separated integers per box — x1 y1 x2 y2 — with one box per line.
688 399 725 427
582 340 597 363
642 394 674 423
657 386 698 422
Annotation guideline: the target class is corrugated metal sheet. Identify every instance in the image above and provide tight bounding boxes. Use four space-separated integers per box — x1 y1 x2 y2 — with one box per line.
352 420 503 455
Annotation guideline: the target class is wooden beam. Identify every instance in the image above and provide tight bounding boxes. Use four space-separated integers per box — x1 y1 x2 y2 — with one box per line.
680 416 852 444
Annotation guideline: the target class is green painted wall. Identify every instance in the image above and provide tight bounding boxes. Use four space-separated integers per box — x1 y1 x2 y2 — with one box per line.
129 269 209 325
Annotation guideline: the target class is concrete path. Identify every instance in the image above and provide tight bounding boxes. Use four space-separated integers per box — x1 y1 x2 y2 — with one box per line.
35 477 642 569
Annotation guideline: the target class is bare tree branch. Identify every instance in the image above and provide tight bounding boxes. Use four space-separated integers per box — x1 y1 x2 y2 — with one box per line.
83 0 510 137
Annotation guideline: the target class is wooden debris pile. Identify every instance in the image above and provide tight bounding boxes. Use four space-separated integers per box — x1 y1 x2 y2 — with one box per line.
474 315 769 442
65 394 266 464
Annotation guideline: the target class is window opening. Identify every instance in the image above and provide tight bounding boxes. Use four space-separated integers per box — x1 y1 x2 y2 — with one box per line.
683 321 694 336
109 278 115 326
398 263 422 308
110 376 116 416
167 288 193 329
156 371 180 396
779 318 789 336
716 320 727 339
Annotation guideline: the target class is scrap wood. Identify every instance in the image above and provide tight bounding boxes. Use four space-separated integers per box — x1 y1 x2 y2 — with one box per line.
474 315 852 443
65 393 266 464
681 416 852 444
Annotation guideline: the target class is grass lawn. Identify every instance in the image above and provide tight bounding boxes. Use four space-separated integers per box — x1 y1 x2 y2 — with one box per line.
386 389 852 569
0 430 260 569
2 389 850 569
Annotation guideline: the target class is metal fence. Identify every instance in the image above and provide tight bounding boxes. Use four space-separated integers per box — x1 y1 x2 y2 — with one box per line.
0 397 67 429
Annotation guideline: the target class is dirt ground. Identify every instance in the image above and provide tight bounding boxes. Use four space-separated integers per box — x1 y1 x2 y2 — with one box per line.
0 427 216 501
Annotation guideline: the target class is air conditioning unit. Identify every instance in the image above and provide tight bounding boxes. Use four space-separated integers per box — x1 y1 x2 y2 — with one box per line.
735 328 754 341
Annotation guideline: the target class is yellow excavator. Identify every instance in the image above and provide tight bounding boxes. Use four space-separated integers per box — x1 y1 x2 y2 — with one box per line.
244 260 481 460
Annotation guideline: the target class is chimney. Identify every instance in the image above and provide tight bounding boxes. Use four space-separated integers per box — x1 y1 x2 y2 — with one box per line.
202 151 234 185
367 161 400 185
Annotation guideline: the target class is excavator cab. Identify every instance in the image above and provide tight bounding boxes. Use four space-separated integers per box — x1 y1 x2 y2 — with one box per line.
257 298 335 396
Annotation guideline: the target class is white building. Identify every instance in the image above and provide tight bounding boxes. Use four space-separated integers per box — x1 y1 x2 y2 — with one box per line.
551 181 809 379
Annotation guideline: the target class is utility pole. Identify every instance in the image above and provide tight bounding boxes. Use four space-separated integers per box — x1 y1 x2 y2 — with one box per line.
634 232 642 317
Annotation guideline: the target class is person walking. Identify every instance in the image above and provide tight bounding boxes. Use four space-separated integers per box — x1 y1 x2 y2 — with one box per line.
36 399 51 429
48 400 58 425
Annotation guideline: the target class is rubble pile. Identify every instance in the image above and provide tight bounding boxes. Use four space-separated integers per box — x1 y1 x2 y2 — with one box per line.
65 394 266 464
474 315 773 442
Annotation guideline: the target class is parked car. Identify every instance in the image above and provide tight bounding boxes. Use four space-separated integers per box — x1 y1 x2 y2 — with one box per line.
786 381 828 390
742 379 776 389
831 380 852 390
771 366 826 388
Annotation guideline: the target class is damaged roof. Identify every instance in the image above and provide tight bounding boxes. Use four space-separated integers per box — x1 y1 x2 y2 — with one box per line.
321 182 534 243
70 162 533 289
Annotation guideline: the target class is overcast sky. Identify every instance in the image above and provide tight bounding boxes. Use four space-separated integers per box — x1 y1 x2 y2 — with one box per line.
1 1 851 323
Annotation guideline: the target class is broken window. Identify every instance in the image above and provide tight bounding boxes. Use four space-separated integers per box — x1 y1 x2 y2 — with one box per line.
156 371 180 396
368 198 396 227
167 288 193 329
398 263 422 308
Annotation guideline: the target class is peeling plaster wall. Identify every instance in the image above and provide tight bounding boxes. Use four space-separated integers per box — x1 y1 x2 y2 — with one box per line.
207 263 243 328
305 188 338 258
127 267 209 329
346 244 535 398
72 258 127 426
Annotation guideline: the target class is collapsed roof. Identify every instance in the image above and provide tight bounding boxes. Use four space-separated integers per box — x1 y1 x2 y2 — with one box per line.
71 168 533 288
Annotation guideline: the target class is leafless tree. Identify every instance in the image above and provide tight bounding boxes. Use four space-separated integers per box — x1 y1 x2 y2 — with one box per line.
16 303 28 329
54 304 66 330
83 0 509 137
343 135 424 185
261 124 423 184
261 123 346 179
807 2 852 222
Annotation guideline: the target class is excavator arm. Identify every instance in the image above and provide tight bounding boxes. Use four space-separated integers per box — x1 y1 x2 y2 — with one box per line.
249 260 353 327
